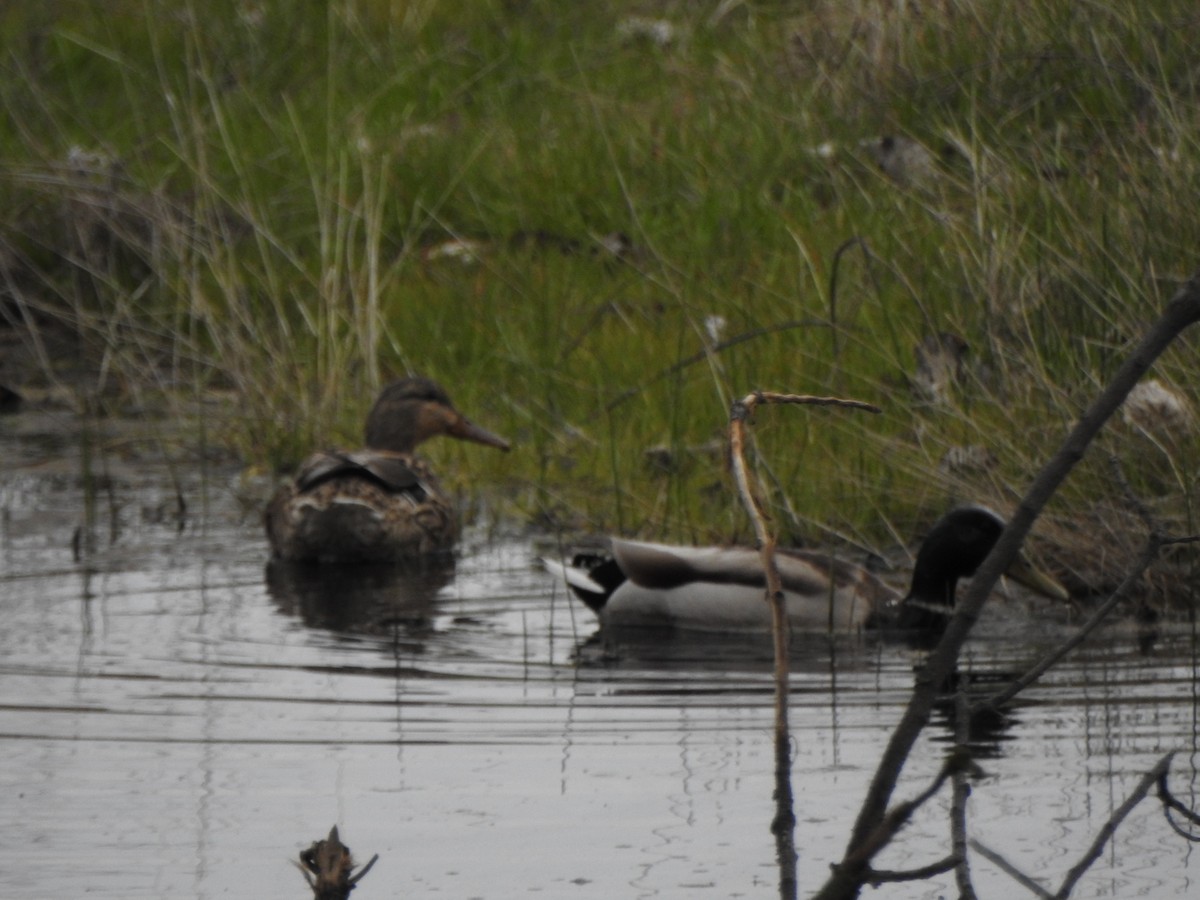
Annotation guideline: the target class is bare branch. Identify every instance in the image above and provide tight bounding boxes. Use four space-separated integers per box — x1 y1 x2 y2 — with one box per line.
841 754 962 870
814 270 1200 900
1158 765 1200 841
970 531 1184 714
864 854 959 883
971 457 1199 715
968 840 1054 898
728 389 882 710
1053 752 1175 898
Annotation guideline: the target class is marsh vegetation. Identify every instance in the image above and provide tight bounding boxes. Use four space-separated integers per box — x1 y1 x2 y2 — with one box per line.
2 0 1199 602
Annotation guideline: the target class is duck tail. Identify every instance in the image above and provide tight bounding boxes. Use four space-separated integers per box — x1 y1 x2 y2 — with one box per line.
542 554 623 614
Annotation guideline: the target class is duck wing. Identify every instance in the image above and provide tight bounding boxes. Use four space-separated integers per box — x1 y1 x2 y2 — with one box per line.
295 450 427 496
611 539 838 597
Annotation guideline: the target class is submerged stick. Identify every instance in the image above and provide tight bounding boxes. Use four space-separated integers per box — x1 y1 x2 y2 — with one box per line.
951 690 979 900
1159 765 1200 839
967 840 1054 898
977 752 1179 899
1054 752 1176 898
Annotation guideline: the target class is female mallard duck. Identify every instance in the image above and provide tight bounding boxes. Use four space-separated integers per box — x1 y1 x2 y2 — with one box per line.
265 377 509 563
544 506 1068 635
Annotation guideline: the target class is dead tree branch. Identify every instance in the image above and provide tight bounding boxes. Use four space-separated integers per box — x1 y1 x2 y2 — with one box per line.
1052 752 1176 898
814 270 1200 900
728 391 882 716
971 457 1199 715
836 752 965 879
865 855 958 884
1159 765 1200 840
970 753 1179 898
968 840 1055 898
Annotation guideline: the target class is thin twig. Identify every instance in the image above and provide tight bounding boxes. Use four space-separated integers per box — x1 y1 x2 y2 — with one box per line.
865 855 958 883
972 754 1179 899
347 854 379 886
840 754 962 871
1159 765 1200 839
828 236 879 360
606 321 829 411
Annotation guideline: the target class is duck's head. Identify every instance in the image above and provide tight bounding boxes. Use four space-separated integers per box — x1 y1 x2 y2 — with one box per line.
896 506 1069 633
364 377 511 455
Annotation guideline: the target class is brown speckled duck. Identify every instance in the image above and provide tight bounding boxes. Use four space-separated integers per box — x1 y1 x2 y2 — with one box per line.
265 377 510 563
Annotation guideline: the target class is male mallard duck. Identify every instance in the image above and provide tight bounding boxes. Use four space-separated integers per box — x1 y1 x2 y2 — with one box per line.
544 506 1068 635
265 377 509 563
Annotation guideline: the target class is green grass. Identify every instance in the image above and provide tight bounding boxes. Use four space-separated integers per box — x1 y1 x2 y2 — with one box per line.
2 0 1199 587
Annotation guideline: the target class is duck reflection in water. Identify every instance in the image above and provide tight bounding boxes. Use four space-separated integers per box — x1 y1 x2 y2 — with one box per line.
266 557 456 637
930 671 1024 760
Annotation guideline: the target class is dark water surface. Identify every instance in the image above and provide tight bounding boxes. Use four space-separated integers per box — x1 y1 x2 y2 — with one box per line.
2 428 1199 898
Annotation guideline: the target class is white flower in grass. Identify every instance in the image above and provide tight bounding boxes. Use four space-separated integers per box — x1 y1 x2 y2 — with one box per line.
704 315 727 346
617 17 677 47
1121 379 1194 433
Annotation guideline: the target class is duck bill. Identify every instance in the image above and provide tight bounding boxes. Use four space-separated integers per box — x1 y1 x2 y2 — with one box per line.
449 415 511 451
1004 551 1069 601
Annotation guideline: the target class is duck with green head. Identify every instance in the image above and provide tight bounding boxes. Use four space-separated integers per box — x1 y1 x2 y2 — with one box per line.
544 506 1069 637
266 377 510 563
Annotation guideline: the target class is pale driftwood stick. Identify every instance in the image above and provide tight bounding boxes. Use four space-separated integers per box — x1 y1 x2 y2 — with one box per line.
727 390 881 900
968 840 1054 899
1053 752 1176 898
728 396 789 719
816 270 1200 900
728 391 882 718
